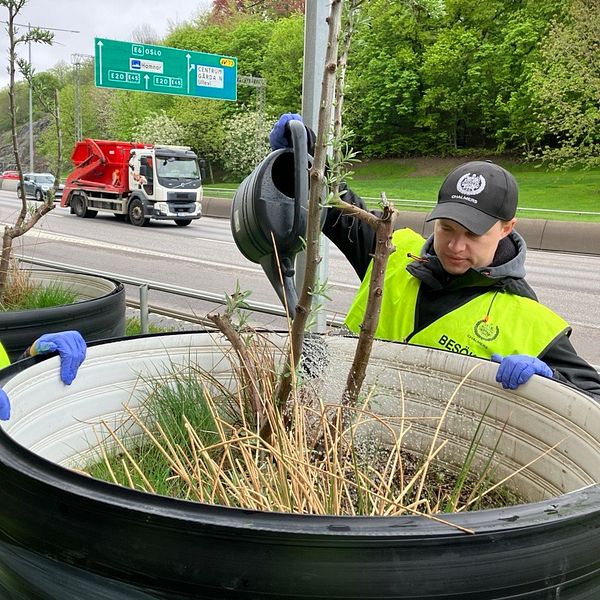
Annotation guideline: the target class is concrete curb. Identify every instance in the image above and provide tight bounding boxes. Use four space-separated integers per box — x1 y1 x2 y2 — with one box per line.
206 196 600 255
0 180 18 192
202 195 232 219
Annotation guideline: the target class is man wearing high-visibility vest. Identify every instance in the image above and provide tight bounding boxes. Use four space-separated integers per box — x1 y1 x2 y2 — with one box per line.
0 331 86 421
269 114 600 401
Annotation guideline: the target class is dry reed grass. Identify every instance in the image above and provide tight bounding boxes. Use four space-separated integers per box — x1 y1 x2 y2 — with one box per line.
83 331 567 532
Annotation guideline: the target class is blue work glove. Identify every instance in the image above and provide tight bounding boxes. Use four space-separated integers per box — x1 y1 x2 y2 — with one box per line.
0 389 9 421
269 113 303 150
491 353 553 390
30 331 86 385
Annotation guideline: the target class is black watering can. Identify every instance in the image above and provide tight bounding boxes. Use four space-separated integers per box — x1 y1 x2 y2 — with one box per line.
231 120 316 319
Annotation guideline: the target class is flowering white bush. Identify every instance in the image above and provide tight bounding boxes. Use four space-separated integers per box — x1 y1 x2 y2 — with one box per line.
131 110 187 146
222 110 272 180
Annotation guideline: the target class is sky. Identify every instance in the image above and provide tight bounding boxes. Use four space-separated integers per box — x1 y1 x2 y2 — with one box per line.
0 0 213 89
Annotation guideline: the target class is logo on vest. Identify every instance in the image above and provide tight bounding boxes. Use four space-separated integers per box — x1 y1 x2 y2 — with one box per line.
473 319 499 342
457 173 486 196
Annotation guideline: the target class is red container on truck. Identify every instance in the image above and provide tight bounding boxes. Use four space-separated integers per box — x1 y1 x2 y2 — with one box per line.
60 139 202 226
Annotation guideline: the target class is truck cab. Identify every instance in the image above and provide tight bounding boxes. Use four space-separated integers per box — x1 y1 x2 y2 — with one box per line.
128 146 202 226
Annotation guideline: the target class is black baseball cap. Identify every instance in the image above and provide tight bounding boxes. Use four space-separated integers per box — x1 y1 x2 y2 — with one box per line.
426 160 518 235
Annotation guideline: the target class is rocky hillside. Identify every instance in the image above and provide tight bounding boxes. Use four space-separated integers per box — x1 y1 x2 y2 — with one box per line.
0 116 51 173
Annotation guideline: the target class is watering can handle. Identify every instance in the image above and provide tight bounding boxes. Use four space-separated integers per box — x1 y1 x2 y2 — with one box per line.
288 119 309 239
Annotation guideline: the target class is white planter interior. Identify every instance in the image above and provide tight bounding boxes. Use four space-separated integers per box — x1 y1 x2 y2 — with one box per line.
2 332 599 505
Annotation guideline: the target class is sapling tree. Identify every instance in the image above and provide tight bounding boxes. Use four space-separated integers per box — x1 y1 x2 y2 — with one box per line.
0 0 56 301
280 0 397 416
211 0 442 437
0 0 54 302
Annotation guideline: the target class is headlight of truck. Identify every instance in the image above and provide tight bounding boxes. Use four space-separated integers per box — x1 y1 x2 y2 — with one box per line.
155 202 168 213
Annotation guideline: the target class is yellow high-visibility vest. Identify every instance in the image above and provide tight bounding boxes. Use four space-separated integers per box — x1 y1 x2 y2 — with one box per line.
0 343 10 369
345 229 569 359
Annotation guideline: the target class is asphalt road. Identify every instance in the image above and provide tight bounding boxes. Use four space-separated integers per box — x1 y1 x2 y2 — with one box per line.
1 190 598 367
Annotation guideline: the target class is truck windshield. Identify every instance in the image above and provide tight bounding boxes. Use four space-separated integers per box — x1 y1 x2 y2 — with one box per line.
156 157 200 180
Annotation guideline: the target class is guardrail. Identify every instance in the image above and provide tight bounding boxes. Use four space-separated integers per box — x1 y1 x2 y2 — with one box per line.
204 196 600 255
16 255 346 333
205 187 600 218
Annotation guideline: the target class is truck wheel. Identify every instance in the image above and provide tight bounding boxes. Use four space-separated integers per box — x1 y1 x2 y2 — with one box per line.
175 219 192 227
73 195 97 219
73 196 86 217
128 198 149 227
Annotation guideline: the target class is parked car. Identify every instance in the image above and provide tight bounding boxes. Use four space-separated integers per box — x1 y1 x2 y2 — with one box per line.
16 173 63 201
1 170 19 180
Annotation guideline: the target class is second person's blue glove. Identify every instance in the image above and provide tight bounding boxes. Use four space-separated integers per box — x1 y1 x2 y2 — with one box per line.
30 331 87 385
0 389 10 421
269 113 303 150
491 353 553 390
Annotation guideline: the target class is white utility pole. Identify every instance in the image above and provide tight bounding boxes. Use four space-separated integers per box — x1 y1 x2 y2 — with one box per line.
298 0 331 332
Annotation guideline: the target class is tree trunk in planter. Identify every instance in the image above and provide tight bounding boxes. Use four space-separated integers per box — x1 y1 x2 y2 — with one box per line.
1 332 599 599
0 271 126 361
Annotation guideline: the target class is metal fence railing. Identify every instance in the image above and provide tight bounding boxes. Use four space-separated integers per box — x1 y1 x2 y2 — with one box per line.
16 255 346 334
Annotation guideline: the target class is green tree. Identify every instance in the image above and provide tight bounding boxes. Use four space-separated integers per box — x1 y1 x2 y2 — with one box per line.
528 0 600 168
490 1 569 153
167 96 227 171
344 0 441 156
261 14 304 114
419 26 484 151
221 109 271 180
131 110 187 145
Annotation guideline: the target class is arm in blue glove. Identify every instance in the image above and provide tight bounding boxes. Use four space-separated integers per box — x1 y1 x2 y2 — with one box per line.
29 330 86 385
269 113 304 150
0 389 9 421
491 353 553 390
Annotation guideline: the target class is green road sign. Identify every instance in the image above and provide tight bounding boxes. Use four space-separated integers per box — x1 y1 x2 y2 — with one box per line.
94 38 237 101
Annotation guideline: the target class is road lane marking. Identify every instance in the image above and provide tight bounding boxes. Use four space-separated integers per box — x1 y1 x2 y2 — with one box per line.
9 226 263 275
8 225 359 289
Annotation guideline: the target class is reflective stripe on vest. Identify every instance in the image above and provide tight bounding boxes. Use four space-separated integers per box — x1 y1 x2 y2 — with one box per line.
0 343 10 369
345 228 569 360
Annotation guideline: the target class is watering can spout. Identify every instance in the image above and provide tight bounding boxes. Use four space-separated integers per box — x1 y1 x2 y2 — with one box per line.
230 120 311 319
259 254 299 319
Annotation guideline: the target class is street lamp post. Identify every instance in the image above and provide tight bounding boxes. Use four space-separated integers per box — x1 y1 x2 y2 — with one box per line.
27 23 33 173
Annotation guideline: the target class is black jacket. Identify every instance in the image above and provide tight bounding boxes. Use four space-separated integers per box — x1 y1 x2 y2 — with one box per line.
324 188 600 402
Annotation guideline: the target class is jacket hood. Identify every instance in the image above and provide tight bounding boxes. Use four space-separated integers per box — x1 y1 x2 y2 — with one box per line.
408 230 536 299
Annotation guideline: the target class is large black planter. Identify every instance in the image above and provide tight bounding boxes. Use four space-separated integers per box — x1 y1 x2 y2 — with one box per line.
1 333 600 599
0 270 126 361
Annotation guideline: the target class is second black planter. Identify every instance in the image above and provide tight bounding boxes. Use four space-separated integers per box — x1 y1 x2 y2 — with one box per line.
0 270 126 361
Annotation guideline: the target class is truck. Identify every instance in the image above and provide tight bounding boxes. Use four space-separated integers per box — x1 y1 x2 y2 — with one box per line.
60 139 202 227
